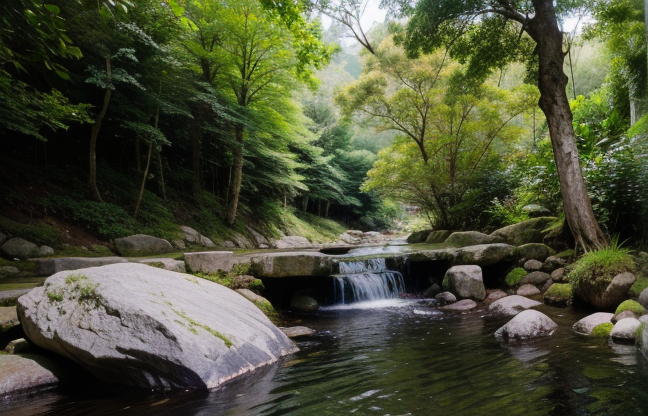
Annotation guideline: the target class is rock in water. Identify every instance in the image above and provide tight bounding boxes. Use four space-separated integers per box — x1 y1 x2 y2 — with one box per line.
494 310 557 342
443 265 485 300
17 263 297 390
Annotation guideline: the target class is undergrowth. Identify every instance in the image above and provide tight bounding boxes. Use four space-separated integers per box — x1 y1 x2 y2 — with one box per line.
568 236 636 287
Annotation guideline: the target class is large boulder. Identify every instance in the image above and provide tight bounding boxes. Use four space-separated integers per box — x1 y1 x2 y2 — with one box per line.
426 230 452 244
610 318 641 341
0 354 60 395
494 310 558 342
442 265 485 301
444 231 502 248
572 312 614 335
251 253 334 278
406 229 432 244
517 243 555 262
183 251 240 274
1 238 40 260
573 272 636 311
488 295 542 316
490 217 556 246
453 244 517 266
114 234 174 257
17 263 296 390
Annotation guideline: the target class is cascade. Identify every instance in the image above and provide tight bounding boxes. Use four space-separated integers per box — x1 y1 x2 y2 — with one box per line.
331 258 405 304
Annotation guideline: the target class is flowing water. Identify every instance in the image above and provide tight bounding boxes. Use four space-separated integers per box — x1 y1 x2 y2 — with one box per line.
329 258 405 305
5 302 648 416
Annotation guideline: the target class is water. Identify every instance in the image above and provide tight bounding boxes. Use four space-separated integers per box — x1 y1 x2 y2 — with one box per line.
4 304 648 416
330 258 405 305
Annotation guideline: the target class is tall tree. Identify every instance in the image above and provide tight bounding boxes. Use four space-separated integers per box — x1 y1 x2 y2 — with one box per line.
393 0 608 251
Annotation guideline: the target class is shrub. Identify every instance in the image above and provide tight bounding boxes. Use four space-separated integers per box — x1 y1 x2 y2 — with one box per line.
568 236 636 288
615 300 646 316
591 322 613 338
505 268 527 286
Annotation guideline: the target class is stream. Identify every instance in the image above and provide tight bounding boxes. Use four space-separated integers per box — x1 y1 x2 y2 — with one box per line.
4 301 648 416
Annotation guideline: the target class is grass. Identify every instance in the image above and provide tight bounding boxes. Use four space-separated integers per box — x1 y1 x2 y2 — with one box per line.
568 236 636 287
505 268 527 286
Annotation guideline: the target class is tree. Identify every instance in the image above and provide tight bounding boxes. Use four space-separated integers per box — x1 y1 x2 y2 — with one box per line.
337 37 534 228
394 0 608 250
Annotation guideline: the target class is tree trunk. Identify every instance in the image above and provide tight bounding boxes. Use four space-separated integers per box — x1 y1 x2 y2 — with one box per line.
88 56 112 202
133 141 153 219
528 0 607 251
226 123 244 224
157 151 166 200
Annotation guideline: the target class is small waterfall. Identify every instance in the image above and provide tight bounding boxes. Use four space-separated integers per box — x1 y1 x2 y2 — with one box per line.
331 258 405 304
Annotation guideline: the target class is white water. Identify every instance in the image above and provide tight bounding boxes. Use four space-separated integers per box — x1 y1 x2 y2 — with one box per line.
331 258 406 306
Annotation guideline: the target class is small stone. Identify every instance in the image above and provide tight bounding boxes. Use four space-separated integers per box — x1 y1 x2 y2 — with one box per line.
38 246 54 257
542 256 567 272
517 284 541 298
519 271 551 286
610 318 641 341
200 235 215 247
290 294 319 312
551 268 566 282
423 283 441 298
489 295 541 316
442 265 485 300
172 239 186 250
523 259 543 272
439 299 477 312
223 241 236 248
573 312 614 335
540 279 554 293
435 291 457 306
613 310 637 323
484 289 508 304
495 310 557 342
281 326 315 338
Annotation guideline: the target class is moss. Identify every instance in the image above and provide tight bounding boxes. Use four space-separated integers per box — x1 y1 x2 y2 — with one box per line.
630 275 648 297
615 300 646 315
145 262 166 270
544 283 573 298
591 322 613 338
555 249 575 259
568 244 635 288
505 267 527 286
173 310 232 348
47 291 63 302
253 299 281 324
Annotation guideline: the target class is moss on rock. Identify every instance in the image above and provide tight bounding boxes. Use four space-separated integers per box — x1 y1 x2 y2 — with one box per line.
591 322 613 338
505 268 526 287
615 299 646 316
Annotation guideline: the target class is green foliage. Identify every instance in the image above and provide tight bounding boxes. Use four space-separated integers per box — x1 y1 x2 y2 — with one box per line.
591 322 613 338
0 216 60 246
568 238 636 287
486 197 530 227
47 291 64 302
615 300 646 315
630 275 648 297
505 268 527 287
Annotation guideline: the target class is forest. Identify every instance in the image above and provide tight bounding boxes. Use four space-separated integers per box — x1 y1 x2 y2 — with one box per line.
2 0 648 250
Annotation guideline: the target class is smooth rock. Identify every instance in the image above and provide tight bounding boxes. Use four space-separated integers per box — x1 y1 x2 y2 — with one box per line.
114 234 174 257
5 338 31 354
516 243 554 262
517 284 541 298
574 272 636 311
489 295 542 316
180 226 201 244
495 310 557 342
435 292 457 306
0 306 19 330
1 238 39 260
290 294 319 312
34 257 129 276
443 265 485 300
610 318 641 341
542 256 567 272
232 234 254 249
138 258 186 273
540 279 554 293
551 268 566 283
445 231 502 248
639 287 648 310
223 241 236 249
453 244 517 266
247 227 270 247
281 326 315 338
183 251 239 274
423 283 441 298
0 266 20 276
439 299 477 312
236 289 268 304
200 235 216 248
18 263 296 390
426 230 452 244
406 230 432 244
519 271 551 286
573 312 614 335
0 354 59 395
484 289 508 304
523 259 543 272
172 239 186 250
521 204 551 217
490 217 555 246
38 246 54 257
274 236 313 250
251 253 333 278
613 310 637 323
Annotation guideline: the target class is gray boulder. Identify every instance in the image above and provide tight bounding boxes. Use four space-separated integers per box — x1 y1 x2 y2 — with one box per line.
247 227 270 248
490 217 555 246
251 253 333 278
484 289 508 304
0 266 20 277
38 246 54 257
517 284 541 298
445 231 502 248
138 258 186 273
613 310 637 323
454 244 517 266
17 263 296 390
180 226 202 244
35 257 129 276
435 291 457 306
519 271 551 286
517 243 554 262
521 204 551 217
610 318 641 341
407 229 432 244
423 283 441 298
183 251 239 274
439 299 477 312
114 234 174 257
426 230 452 244
290 294 319 312
489 295 541 316
442 265 485 301
0 354 60 395
274 236 313 249
231 234 254 249
281 326 316 338
572 312 614 335
1 238 39 260
542 256 567 272
523 259 543 272
494 310 557 342
200 235 216 248
574 272 636 310
639 287 648 310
